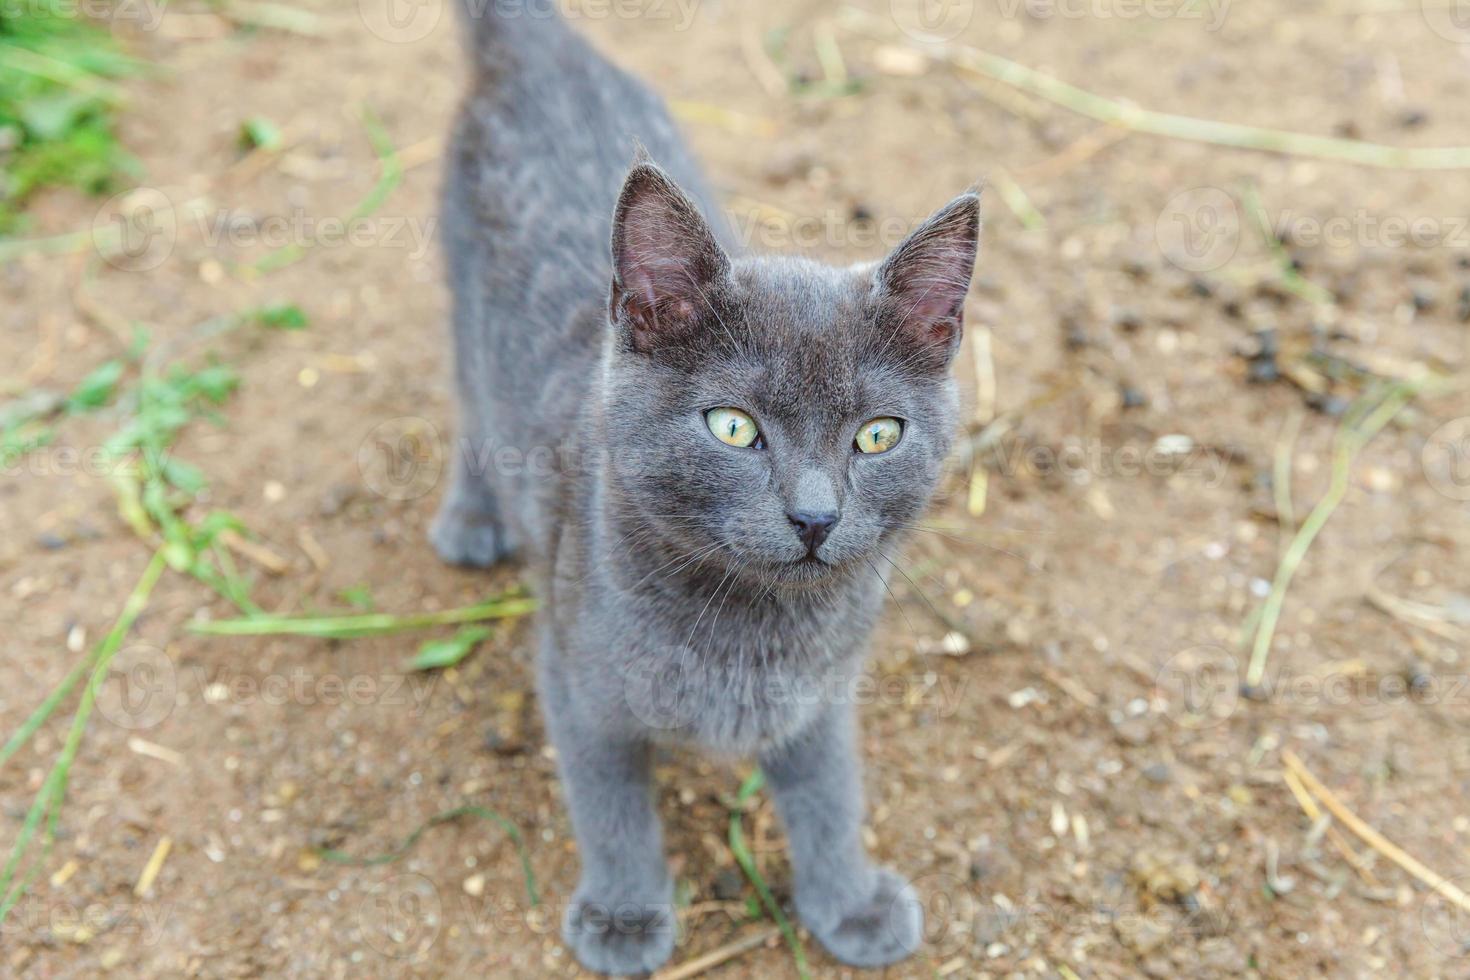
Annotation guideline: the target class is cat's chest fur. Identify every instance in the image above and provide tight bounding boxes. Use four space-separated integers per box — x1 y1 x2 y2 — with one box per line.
548 535 886 756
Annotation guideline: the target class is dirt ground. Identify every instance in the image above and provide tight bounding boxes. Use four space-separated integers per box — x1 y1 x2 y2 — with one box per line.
4 0 1470 977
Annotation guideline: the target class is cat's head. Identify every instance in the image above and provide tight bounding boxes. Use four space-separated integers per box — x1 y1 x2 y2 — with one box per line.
601 161 978 589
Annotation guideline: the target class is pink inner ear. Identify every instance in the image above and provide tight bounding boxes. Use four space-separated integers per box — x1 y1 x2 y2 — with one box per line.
612 166 728 342
897 286 964 331
879 197 979 352
889 265 969 348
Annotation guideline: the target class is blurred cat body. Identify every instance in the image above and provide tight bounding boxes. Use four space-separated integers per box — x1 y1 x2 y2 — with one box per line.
435 5 979 974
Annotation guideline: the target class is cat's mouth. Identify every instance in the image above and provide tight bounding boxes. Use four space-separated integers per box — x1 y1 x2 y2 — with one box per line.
761 551 845 588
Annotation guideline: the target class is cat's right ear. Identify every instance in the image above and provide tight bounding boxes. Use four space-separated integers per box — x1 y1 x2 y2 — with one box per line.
610 162 730 353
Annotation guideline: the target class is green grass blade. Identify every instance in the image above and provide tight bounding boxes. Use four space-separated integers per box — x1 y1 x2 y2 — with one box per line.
0 548 169 922
317 804 539 906
728 769 811 979
189 595 536 638
0 655 91 770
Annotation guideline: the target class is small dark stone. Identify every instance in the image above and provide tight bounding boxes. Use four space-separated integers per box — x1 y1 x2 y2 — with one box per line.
1407 663 1434 701
1239 683 1269 703
1189 277 1214 298
1333 120 1362 140
319 483 358 517
1410 284 1437 311
1246 359 1279 384
848 202 874 224
1399 108 1429 128
712 868 746 901
1123 258 1152 280
1111 306 1143 332
35 532 67 550
1305 392 1349 417
1120 386 1147 409
1243 328 1278 383
1221 298 1243 319
1457 285 1470 323
1062 316 1088 351
482 728 526 757
1142 763 1173 784
1249 328 1278 359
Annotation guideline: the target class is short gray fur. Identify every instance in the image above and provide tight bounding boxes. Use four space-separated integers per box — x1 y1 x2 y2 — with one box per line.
435 5 980 974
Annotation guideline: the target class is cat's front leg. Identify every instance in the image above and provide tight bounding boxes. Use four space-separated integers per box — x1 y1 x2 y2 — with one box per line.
428 433 517 569
541 677 675 976
759 701 923 968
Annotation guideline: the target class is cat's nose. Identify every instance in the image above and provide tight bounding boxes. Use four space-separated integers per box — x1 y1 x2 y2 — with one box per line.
787 511 838 554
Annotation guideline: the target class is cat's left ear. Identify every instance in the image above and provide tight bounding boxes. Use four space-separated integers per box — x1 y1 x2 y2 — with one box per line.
871 191 981 369
610 161 731 353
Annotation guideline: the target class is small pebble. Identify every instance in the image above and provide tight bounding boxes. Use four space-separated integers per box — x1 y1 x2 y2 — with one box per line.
1061 316 1088 351
1142 763 1173 784
1305 392 1349 417
712 867 745 901
1410 284 1437 312
1111 306 1142 332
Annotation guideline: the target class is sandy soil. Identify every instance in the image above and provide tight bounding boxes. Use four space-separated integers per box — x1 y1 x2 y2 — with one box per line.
3 0 1470 977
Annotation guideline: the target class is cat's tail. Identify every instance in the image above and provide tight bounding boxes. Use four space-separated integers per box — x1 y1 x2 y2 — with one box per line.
456 0 557 72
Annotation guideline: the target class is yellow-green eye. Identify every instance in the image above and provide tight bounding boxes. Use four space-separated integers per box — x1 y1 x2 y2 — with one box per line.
706 408 762 448
855 417 902 454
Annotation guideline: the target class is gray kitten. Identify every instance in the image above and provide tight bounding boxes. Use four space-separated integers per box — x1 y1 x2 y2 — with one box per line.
434 6 979 974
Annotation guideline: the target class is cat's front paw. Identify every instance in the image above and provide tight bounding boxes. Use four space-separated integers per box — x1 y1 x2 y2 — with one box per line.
428 507 515 568
562 893 676 976
798 866 923 968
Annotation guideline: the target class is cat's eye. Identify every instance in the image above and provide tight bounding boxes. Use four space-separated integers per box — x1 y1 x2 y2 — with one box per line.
855 417 903 454
706 408 763 449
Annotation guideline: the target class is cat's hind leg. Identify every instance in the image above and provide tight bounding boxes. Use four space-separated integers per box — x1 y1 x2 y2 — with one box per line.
429 439 517 568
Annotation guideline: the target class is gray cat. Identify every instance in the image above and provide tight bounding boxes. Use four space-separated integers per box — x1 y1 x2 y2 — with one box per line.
433 5 979 974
